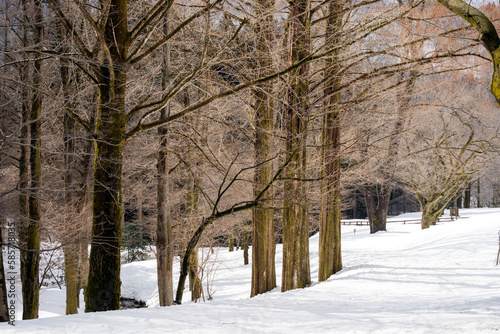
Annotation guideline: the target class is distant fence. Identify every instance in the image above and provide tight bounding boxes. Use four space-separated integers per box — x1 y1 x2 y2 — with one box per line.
341 216 467 226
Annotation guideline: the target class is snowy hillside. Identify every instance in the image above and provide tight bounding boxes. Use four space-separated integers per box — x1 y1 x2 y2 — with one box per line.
2 208 500 333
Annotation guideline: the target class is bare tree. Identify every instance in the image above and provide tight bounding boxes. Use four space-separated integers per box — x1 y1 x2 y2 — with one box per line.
401 76 497 228
251 0 277 297
22 0 44 319
318 0 344 282
156 14 174 307
282 0 312 292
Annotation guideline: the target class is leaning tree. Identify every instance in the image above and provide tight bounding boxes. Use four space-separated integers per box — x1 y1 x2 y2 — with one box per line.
436 0 500 107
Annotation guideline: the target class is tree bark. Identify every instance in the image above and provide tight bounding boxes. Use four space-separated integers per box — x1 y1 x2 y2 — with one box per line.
420 201 443 229
23 0 43 319
188 248 201 302
83 0 129 312
17 23 29 294
243 231 250 265
76 83 95 304
186 172 202 302
85 78 126 312
251 0 277 298
282 0 311 292
156 125 173 306
63 243 78 315
156 16 174 308
318 0 342 282
60 28 79 315
363 185 391 234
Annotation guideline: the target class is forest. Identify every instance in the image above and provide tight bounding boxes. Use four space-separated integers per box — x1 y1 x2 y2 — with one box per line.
1 0 500 323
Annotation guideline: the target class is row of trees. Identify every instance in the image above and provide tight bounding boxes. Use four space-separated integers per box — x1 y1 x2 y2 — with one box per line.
1 0 500 322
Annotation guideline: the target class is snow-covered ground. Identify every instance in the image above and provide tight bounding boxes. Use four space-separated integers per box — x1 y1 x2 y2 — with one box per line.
3 208 500 333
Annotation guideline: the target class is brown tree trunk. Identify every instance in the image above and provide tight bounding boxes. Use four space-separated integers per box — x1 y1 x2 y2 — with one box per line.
363 185 391 234
188 248 201 302
420 202 443 229
156 16 174 308
251 0 277 298
282 0 311 292
416 175 472 229
63 244 78 315
84 0 128 313
243 232 250 265
76 84 95 304
23 0 43 319
17 26 29 294
318 0 342 282
60 27 79 314
85 75 126 312
186 173 202 302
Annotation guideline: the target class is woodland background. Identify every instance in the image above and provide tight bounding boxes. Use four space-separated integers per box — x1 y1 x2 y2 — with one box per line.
1 0 500 321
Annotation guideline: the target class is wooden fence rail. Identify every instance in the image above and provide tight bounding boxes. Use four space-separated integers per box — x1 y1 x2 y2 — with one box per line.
340 216 467 226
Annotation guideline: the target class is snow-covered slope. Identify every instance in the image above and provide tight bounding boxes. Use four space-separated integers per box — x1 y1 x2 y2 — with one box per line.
3 208 500 333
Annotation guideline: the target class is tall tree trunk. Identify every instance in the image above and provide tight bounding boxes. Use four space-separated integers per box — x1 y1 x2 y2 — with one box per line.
60 28 79 315
156 16 174 308
85 76 126 312
18 41 29 294
23 0 43 319
282 0 311 292
174 86 206 304
84 0 128 313
85 73 127 312
251 0 277 298
76 85 96 304
318 0 342 282
62 115 79 316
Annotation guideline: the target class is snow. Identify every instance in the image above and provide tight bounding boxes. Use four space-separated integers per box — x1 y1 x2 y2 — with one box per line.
2 208 500 333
